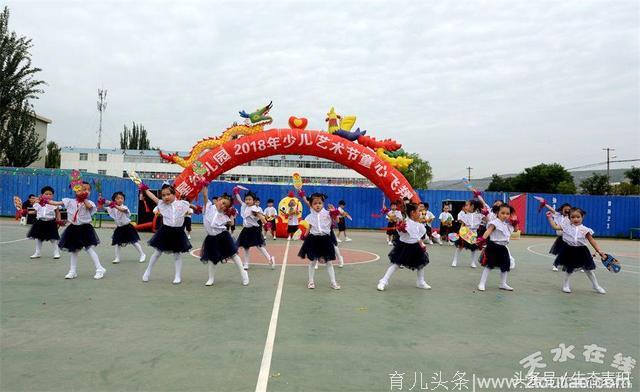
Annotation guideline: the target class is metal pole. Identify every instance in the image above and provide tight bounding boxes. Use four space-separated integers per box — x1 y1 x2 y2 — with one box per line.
97 89 108 149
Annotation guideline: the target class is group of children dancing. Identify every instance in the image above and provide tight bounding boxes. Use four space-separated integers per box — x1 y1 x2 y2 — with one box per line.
24 181 609 294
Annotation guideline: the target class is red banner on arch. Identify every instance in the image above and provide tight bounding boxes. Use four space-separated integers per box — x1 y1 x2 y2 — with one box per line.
172 129 420 204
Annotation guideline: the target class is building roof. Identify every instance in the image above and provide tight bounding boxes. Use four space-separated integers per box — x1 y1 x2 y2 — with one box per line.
33 113 52 124
60 147 340 162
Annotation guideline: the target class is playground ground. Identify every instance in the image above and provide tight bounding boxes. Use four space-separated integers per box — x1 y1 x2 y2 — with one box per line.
1 218 638 391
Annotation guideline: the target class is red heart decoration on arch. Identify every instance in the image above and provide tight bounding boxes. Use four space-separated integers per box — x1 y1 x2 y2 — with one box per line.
288 116 308 130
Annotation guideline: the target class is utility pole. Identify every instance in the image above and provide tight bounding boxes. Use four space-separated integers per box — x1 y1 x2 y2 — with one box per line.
602 147 615 181
97 89 108 149
466 166 472 182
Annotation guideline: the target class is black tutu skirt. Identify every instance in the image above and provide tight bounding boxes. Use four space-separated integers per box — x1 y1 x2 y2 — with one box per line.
388 241 429 270
112 223 141 246
148 225 192 253
477 225 487 238
481 240 511 272
27 219 60 241
555 244 596 273
237 226 265 248
549 236 566 255
287 224 299 234
201 231 238 264
330 230 338 246
439 224 452 238
59 223 100 252
298 233 336 263
454 238 479 251
387 222 398 241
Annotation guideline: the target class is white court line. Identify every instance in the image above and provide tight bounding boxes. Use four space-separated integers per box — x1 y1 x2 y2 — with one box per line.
0 238 28 245
526 243 639 275
255 240 290 392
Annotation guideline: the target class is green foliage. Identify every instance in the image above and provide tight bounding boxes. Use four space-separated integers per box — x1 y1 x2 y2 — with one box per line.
0 6 46 167
624 167 640 186
487 164 576 194
611 182 640 195
400 153 433 190
579 173 611 195
486 174 514 192
120 122 153 150
45 141 60 168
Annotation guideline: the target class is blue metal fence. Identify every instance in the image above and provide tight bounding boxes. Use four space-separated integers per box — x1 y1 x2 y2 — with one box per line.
2 171 638 237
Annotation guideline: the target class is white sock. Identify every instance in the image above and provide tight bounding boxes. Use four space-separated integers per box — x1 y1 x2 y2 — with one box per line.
34 240 43 255
452 248 462 265
114 245 121 261
51 240 60 255
69 251 78 273
243 248 250 266
471 250 479 266
308 260 317 282
144 250 162 279
231 254 248 283
208 262 216 283
380 264 399 284
500 271 510 286
585 270 601 288
563 272 572 290
417 268 425 283
133 242 145 257
326 261 337 284
174 254 183 282
479 267 490 288
86 246 104 270
257 246 271 262
334 245 343 260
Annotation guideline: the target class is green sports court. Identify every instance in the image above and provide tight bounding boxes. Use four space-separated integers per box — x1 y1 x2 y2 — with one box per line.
1 219 638 391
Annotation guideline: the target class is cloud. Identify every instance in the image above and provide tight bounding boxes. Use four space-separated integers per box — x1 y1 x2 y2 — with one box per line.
7 0 639 180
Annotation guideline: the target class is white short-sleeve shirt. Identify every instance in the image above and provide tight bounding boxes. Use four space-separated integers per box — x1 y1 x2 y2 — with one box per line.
204 201 231 236
153 200 190 227
488 218 514 245
106 205 131 227
305 209 333 235
424 210 435 227
458 211 482 230
561 221 594 247
33 203 58 221
398 218 426 244
263 206 277 219
438 212 453 224
288 214 299 226
553 213 568 236
62 198 96 225
241 203 262 227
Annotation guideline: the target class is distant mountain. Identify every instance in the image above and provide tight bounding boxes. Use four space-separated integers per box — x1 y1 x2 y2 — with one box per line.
428 168 633 191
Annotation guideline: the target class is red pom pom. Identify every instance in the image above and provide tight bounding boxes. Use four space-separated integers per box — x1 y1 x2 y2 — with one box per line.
473 190 482 198
225 206 237 217
329 209 341 219
298 189 306 198
233 186 241 195
381 207 390 214
75 192 88 202
288 191 294 198
481 208 489 216
475 237 487 248
193 205 203 214
38 197 49 207
396 221 407 233
108 201 117 208
509 218 520 228
138 183 149 191
56 220 67 227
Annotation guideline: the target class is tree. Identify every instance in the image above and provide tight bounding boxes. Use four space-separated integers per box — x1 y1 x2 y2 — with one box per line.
45 140 60 168
120 122 152 150
624 167 640 186
400 153 433 190
486 174 514 192
0 6 46 167
611 182 640 196
510 163 576 194
580 173 611 195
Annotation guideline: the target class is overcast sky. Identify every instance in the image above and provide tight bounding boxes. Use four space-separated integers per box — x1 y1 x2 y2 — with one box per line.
7 0 639 180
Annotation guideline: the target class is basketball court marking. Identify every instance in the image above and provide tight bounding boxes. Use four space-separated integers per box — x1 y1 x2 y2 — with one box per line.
255 240 290 392
0 238 28 245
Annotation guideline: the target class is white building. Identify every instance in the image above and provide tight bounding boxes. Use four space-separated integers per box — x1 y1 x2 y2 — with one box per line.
60 147 372 186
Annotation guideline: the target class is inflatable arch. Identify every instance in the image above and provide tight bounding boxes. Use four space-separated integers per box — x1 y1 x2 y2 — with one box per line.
161 104 421 204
